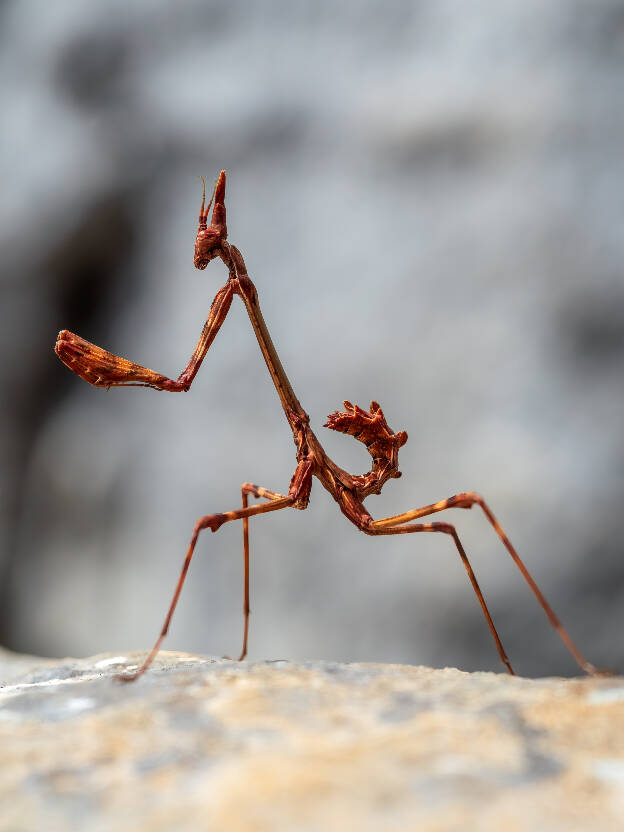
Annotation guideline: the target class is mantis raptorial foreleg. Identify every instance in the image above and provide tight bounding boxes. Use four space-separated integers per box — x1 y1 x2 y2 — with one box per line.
55 281 233 391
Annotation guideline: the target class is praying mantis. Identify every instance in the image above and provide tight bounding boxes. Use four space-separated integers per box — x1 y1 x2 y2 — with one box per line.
55 171 599 680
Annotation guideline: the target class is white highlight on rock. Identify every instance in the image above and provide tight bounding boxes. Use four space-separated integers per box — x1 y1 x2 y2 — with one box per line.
94 656 128 668
587 688 624 705
0 674 99 695
591 759 624 783
65 697 96 713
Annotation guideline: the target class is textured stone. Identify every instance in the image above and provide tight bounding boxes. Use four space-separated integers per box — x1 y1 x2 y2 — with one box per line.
1 650 623 831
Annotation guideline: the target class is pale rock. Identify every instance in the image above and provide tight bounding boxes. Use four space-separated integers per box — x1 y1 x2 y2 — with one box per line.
1 649 623 831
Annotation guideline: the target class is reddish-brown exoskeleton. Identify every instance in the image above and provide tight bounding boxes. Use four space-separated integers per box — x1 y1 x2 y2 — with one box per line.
55 171 599 680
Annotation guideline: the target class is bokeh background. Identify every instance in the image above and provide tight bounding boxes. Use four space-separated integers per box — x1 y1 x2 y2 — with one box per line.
2 0 623 677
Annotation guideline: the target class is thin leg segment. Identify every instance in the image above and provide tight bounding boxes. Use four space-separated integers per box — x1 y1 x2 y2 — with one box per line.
368 520 514 675
239 483 289 661
371 492 597 675
116 494 294 682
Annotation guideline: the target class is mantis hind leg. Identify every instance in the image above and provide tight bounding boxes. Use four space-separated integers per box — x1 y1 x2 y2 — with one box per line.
367 519 515 674
369 493 598 676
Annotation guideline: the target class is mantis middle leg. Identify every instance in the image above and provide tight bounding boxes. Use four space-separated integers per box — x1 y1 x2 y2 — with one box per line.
116 494 295 682
239 482 291 661
117 460 313 682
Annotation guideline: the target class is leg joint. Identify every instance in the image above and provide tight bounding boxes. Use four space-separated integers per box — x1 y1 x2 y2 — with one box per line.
447 492 482 510
196 513 227 534
431 521 457 535
241 482 261 498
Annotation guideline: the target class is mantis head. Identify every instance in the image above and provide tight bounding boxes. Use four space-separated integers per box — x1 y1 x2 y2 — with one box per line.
194 170 228 270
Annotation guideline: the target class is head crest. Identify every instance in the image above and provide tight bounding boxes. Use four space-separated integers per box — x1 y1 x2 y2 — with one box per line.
194 170 228 269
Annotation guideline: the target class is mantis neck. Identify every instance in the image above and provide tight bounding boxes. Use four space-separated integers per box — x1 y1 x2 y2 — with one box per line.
221 244 383 505
224 245 311 448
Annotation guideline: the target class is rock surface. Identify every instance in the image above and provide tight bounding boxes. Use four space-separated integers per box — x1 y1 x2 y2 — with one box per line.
1 649 623 831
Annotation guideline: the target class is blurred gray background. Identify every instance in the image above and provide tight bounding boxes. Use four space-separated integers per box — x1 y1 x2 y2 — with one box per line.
1 0 623 677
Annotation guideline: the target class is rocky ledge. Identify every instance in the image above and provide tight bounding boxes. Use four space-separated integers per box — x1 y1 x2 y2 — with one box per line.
1 648 623 831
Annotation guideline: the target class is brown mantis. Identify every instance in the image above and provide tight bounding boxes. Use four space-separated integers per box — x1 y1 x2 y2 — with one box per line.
55 171 599 680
